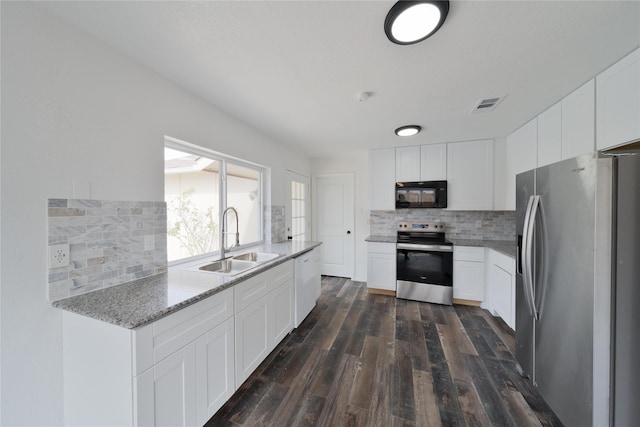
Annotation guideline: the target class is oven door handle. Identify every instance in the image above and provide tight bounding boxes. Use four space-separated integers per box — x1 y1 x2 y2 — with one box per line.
396 243 453 252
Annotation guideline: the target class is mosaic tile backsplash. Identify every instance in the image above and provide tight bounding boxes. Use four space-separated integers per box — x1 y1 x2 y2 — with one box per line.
270 205 286 243
47 199 167 301
370 209 516 241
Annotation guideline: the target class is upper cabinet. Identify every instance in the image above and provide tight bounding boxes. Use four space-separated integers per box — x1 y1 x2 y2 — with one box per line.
561 79 595 159
503 79 596 209
596 48 640 150
420 143 447 181
368 148 396 210
537 102 562 167
395 144 447 182
395 146 421 182
447 139 494 210
505 119 537 209
507 118 538 175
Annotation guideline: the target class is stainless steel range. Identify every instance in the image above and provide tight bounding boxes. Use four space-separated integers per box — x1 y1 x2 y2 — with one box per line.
396 221 453 305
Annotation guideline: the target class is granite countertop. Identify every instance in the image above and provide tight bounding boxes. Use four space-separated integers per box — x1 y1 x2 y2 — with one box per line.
52 241 322 330
366 235 516 259
365 235 397 243
449 238 516 259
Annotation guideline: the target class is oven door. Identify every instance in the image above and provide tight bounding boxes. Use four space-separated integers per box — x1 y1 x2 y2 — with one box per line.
396 243 453 286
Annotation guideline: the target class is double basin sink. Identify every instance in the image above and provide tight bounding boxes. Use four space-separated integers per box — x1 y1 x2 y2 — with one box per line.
197 252 280 276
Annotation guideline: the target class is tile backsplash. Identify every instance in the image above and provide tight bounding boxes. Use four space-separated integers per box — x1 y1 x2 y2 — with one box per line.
270 205 286 243
47 199 167 301
370 209 516 241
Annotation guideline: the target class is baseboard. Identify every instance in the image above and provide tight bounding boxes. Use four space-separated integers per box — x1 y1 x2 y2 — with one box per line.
453 298 481 307
367 288 396 297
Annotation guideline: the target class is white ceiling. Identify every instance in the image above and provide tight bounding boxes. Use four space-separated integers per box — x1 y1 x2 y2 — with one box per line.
41 1 640 158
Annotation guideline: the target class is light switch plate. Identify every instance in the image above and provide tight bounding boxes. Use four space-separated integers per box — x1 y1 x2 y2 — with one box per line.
49 244 70 268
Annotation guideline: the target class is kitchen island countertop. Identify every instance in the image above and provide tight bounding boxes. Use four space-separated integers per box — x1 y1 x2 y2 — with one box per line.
52 241 321 329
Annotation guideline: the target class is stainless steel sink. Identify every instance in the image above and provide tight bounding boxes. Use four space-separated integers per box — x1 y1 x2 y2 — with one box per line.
198 259 257 275
193 252 280 276
232 252 280 262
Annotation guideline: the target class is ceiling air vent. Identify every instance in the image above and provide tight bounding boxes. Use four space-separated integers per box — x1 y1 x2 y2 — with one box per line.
471 96 505 113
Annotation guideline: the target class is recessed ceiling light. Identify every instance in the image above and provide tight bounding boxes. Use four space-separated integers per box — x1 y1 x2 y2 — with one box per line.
395 125 421 137
385 1 450 45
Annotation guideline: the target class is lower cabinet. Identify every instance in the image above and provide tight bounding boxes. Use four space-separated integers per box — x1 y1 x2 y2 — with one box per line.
63 260 295 427
235 296 269 385
135 342 198 427
195 318 235 425
487 249 516 330
453 246 485 302
366 242 396 292
136 318 236 427
234 261 294 386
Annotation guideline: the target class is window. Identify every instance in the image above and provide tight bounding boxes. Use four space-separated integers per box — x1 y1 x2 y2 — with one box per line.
164 139 264 262
286 171 310 241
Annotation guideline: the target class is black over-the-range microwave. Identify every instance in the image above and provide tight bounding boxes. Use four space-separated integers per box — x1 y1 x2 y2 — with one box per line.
395 181 447 209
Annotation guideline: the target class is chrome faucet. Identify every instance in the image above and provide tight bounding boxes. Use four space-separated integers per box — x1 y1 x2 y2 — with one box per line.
220 207 239 259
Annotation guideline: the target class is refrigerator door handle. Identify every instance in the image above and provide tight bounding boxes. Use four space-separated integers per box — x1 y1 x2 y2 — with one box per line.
531 195 549 319
522 195 538 319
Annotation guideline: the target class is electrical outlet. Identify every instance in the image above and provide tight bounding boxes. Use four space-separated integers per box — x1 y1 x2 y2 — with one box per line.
49 244 70 268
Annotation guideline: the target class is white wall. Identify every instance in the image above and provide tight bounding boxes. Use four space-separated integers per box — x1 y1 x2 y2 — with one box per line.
311 152 369 282
0 3 309 425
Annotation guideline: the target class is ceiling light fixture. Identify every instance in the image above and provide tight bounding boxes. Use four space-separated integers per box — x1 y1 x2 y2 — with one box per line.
385 0 450 45
395 125 421 137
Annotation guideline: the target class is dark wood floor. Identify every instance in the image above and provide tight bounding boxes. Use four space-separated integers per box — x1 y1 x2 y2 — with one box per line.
206 276 563 427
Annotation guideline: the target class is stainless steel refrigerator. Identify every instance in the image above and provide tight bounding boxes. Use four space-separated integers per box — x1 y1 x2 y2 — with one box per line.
515 151 639 427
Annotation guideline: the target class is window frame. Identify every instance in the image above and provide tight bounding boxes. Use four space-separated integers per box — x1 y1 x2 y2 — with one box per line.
165 136 265 266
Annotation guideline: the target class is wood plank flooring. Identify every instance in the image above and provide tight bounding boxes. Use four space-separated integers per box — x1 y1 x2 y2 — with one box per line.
206 277 563 427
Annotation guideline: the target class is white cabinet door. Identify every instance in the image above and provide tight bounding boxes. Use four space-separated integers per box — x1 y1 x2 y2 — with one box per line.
453 247 485 302
490 264 513 330
562 79 595 159
366 242 396 291
505 118 538 210
268 279 294 347
314 249 322 299
447 139 494 210
508 118 538 175
597 48 640 150
395 146 421 182
235 297 269 385
537 102 562 167
420 144 447 181
369 148 395 210
195 318 235 426
453 260 485 301
151 344 198 427
367 253 396 291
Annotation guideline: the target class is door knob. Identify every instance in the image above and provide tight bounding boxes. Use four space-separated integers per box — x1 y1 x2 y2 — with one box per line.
347 230 351 234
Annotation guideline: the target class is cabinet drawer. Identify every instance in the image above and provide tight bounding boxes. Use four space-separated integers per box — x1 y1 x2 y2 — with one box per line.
368 242 396 254
453 246 485 262
235 273 268 313
270 260 294 289
149 288 234 369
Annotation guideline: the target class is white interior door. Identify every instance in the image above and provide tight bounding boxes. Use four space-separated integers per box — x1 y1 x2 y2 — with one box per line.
286 171 310 241
313 173 354 278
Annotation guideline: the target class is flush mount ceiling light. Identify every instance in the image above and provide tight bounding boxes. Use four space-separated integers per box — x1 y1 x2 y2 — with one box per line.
385 0 450 45
395 125 421 137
